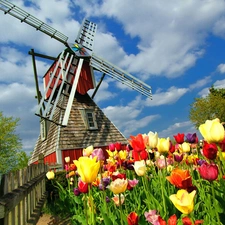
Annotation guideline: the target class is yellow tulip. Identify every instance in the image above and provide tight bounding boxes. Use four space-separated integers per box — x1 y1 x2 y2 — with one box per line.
133 160 147 176
199 118 225 143
73 157 100 183
46 171 55 180
169 189 196 215
180 142 190 153
109 178 128 194
118 150 128 160
148 131 158 149
157 137 170 154
83 145 94 157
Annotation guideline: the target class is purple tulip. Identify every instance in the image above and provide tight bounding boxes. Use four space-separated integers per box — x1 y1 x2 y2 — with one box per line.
186 133 198 143
74 188 80 196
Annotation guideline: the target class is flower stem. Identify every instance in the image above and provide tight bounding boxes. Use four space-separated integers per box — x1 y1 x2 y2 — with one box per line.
159 170 167 218
119 194 124 225
211 184 221 224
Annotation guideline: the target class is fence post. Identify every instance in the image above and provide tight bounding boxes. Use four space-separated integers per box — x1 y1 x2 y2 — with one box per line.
38 153 44 164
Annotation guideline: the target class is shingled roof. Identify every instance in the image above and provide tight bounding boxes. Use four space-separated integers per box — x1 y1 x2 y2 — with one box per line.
29 92 128 164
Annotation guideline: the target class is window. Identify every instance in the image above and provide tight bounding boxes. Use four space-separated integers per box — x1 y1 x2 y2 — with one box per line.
81 109 98 130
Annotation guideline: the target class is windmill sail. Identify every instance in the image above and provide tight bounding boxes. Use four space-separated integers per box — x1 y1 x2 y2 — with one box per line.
90 54 152 98
0 0 68 45
0 0 153 128
76 19 97 52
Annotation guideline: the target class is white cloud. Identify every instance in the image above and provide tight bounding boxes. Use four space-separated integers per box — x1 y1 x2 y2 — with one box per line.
72 0 225 78
217 64 225 74
189 76 212 90
145 86 189 106
158 120 200 139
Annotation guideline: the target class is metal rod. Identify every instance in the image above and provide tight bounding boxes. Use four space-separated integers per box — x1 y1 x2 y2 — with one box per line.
91 73 106 99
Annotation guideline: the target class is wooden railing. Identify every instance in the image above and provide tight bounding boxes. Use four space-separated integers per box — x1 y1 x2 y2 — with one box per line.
0 162 48 225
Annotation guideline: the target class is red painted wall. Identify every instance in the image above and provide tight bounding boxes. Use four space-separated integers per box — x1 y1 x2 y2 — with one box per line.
44 59 94 99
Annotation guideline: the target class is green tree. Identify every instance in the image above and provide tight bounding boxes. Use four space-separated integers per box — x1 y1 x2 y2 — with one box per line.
0 112 23 174
189 86 225 129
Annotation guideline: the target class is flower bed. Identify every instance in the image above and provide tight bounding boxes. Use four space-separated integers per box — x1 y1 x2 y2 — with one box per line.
46 118 225 225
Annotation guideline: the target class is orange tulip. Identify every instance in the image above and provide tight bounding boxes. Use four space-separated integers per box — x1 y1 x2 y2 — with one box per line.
166 168 193 189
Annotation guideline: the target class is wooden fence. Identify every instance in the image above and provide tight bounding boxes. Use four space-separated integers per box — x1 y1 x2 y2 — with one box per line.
0 161 49 225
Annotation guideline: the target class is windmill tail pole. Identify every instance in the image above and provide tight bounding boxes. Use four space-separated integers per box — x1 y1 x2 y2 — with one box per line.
30 49 42 105
92 73 106 99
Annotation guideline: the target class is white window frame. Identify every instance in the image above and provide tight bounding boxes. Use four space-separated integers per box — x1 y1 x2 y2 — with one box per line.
81 109 98 130
40 119 47 141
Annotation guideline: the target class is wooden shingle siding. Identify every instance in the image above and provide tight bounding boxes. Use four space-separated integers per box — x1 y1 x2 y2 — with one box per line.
29 92 128 165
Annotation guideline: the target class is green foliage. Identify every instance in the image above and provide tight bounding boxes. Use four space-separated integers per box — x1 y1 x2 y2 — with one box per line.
0 111 23 174
189 86 225 129
45 170 68 216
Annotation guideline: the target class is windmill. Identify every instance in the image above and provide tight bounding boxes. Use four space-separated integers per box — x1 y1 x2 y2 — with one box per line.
0 0 152 129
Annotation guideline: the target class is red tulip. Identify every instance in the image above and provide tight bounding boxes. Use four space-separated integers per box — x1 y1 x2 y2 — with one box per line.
115 142 122 151
132 149 148 161
158 216 166 225
174 133 185 144
182 217 203 225
129 134 146 152
168 214 177 225
198 162 218 182
202 142 218 160
127 212 139 225
78 180 89 193
112 173 126 181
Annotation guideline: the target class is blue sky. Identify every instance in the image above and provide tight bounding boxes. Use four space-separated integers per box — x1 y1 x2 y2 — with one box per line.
1 0 225 154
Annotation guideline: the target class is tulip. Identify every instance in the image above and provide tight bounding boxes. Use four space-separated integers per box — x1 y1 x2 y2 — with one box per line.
144 210 160 224
73 156 100 183
198 162 218 182
128 178 139 188
166 168 193 189
83 145 94 156
64 156 70 163
148 131 158 149
180 142 191 153
127 212 139 225
157 137 170 154
174 133 185 144
199 118 225 143
91 148 105 161
118 150 128 160
112 172 126 181
133 160 147 176
129 134 146 152
109 178 128 194
202 142 218 160
109 143 116 151
173 152 184 162
169 189 196 215
182 217 204 225
132 149 148 161
168 214 177 225
112 194 125 206
74 187 81 196
46 171 55 180
115 142 122 151
186 133 198 144
78 180 88 193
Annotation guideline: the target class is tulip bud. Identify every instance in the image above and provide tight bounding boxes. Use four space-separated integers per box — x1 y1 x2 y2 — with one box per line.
65 156 70 163
46 171 55 180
